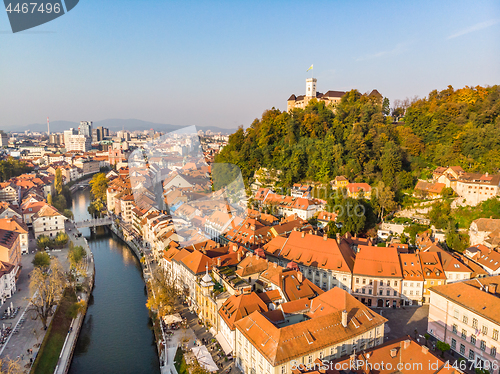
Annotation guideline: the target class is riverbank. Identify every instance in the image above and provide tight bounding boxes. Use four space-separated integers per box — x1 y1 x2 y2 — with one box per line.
52 220 96 374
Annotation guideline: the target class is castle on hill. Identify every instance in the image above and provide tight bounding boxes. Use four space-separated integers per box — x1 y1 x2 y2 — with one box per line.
287 77 345 111
287 77 383 111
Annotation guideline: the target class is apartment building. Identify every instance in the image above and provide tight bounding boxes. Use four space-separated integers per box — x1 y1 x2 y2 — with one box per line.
428 276 500 373
400 253 424 306
0 217 28 254
32 204 66 238
234 287 386 374
352 246 403 308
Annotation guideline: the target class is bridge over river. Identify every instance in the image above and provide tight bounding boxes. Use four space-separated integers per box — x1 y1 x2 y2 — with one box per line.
74 217 113 229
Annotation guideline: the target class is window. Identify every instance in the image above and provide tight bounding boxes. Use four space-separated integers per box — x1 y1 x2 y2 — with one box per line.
386 290 390 296
481 340 486 351
463 315 468 325
431 281 434 285
416 290 420 295
281 366 286 374
491 347 497 357
362 278 366 285
394 291 398 296
361 288 365 294
471 335 476 345
356 278 359 284
394 281 397 286
482 326 488 336
494 330 499 341
462 329 467 339
380 280 384 286
451 338 457 349
469 349 475 360
368 289 372 295
453 324 458 334
460 344 465 355
473 318 478 329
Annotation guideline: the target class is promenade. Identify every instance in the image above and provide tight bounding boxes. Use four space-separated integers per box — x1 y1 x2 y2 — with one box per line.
53 219 95 374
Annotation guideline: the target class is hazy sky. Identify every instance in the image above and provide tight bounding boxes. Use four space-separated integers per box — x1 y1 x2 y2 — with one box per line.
1 0 499 129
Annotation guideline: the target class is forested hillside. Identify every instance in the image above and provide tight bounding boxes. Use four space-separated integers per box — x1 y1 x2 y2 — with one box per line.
216 85 500 198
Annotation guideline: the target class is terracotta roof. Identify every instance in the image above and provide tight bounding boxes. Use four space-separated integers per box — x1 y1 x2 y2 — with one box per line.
0 229 19 250
430 275 500 325
424 244 472 273
323 336 459 374
265 231 355 273
234 288 386 366
400 253 423 281
472 218 500 232
419 252 446 280
353 246 402 278
415 180 446 194
0 217 28 234
219 292 268 330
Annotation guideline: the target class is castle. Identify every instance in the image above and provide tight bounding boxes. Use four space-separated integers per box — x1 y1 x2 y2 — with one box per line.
287 77 345 111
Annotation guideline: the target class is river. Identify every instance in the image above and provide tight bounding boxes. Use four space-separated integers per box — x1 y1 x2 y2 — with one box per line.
68 189 160 374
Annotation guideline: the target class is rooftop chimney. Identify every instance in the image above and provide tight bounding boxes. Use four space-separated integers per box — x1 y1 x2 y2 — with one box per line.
297 272 303 282
336 233 341 245
390 348 397 358
301 232 305 238
403 339 411 349
490 283 497 294
237 251 242 262
217 257 221 267
341 310 347 327
422 346 429 354
323 234 328 241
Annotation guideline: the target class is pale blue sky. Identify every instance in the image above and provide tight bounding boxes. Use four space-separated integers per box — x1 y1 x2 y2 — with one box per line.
0 0 499 129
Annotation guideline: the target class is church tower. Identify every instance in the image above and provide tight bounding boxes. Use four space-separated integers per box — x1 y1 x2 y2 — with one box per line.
306 77 317 98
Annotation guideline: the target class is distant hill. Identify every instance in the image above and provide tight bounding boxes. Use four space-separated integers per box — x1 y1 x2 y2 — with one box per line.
3 119 237 134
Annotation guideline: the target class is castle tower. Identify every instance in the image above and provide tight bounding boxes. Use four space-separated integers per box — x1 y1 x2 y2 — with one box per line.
306 77 317 98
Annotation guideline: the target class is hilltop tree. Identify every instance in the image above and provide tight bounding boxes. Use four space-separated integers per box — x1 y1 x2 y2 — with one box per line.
29 259 66 329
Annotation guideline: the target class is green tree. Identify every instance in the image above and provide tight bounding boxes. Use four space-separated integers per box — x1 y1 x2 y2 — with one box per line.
379 141 402 189
429 200 451 229
55 168 63 195
336 198 366 235
382 97 390 115
54 231 69 247
32 251 51 268
436 340 450 357
36 235 51 251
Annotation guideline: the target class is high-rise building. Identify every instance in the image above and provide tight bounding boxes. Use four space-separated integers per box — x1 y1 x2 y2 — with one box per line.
0 132 8 147
78 121 93 137
49 133 64 145
95 126 109 142
63 128 78 146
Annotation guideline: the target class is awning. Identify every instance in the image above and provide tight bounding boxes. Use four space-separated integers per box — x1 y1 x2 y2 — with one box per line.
191 345 218 372
162 313 183 324
215 332 233 355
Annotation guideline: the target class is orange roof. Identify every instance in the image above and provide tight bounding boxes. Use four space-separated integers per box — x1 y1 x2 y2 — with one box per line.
399 253 423 281
353 246 402 278
0 217 28 234
234 288 386 366
219 292 268 330
265 231 355 273
419 252 446 280
324 336 459 374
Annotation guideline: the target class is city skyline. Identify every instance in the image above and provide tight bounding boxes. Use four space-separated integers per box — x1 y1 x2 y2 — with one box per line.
1 0 499 130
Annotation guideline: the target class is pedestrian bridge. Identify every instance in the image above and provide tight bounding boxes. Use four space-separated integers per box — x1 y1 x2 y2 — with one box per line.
74 217 113 228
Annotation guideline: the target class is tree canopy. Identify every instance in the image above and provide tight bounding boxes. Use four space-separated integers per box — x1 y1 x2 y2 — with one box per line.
216 85 500 199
